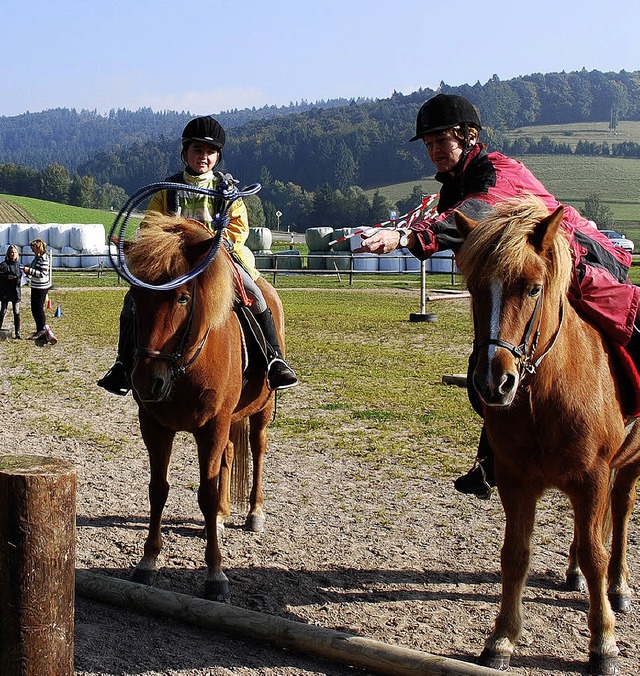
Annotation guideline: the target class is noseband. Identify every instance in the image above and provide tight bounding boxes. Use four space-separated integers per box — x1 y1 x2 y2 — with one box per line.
134 281 210 379
475 287 565 378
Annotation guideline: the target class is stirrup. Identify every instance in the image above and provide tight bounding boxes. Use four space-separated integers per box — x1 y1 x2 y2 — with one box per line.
266 357 298 391
454 458 493 500
97 361 131 396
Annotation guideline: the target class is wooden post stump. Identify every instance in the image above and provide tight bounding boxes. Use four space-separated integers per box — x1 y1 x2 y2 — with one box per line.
0 455 76 676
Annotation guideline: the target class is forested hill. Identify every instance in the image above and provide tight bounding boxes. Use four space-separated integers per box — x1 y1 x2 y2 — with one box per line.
0 98 368 173
1 68 639 197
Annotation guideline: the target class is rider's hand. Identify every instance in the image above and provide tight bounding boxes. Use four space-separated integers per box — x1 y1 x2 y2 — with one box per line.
355 229 401 254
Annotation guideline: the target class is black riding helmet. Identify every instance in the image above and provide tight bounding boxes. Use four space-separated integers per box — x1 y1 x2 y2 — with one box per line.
409 94 481 142
181 116 226 167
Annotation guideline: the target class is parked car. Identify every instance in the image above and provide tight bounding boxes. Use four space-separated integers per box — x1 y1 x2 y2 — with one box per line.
600 229 635 253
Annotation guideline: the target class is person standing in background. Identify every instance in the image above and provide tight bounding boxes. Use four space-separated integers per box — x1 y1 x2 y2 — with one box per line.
0 244 22 338
22 238 57 345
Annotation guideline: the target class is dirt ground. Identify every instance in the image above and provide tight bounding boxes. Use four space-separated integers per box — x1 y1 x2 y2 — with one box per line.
2 308 639 676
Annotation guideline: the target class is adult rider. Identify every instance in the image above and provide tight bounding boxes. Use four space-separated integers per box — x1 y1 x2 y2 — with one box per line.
357 93 640 499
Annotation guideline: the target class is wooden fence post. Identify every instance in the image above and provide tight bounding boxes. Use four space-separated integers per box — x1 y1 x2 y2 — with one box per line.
0 455 76 676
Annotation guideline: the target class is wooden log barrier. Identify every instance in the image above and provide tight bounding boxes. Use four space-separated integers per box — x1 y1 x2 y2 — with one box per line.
76 570 502 676
0 455 76 676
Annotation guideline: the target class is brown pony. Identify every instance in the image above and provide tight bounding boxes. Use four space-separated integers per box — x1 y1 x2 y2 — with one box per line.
454 195 640 675
125 214 282 601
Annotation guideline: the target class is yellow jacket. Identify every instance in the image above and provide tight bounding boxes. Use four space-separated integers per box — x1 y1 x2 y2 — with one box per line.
147 170 259 280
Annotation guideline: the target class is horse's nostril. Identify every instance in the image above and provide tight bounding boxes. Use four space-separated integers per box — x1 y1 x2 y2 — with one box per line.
151 377 166 398
499 372 517 396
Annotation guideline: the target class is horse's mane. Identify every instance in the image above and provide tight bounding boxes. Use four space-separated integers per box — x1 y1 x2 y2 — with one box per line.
456 195 573 297
127 212 235 328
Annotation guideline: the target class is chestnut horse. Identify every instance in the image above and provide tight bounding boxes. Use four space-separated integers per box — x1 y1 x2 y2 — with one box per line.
454 195 640 675
125 214 282 601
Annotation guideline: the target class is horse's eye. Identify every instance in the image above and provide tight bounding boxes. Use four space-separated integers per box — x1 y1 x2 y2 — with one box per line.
529 285 542 298
177 293 190 305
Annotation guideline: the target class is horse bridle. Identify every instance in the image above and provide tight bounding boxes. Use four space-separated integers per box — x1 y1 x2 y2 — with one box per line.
134 280 210 379
474 286 565 378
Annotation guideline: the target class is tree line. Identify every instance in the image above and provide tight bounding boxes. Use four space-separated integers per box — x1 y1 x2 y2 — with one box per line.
0 68 638 230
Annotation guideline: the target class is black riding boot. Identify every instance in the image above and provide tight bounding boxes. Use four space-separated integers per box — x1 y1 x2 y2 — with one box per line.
14 313 21 339
454 426 496 500
254 308 298 390
97 292 135 395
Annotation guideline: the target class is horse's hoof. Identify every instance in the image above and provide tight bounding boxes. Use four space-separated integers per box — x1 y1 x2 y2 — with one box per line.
565 571 587 593
479 648 510 670
204 579 230 603
245 514 265 533
608 592 632 614
588 652 619 676
131 568 157 586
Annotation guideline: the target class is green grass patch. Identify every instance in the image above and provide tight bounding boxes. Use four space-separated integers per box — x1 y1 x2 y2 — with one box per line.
0 193 121 231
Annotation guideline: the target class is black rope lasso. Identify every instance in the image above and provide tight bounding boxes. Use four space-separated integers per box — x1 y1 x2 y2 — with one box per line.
108 174 261 290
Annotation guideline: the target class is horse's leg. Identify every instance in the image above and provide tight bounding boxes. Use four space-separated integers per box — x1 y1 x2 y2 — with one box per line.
195 418 232 602
479 481 536 671
245 406 272 533
132 410 175 586
569 475 619 676
566 521 587 593
607 463 639 614
217 439 234 535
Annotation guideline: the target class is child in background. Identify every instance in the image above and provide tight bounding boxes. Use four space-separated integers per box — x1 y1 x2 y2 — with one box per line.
0 244 22 338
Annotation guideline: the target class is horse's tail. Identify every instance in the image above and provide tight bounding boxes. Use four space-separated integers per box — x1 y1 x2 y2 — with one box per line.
230 417 250 507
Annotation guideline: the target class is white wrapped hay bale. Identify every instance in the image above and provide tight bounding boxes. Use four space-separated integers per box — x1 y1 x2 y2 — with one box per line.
28 224 49 244
352 253 379 272
379 252 404 273
429 249 457 273
305 227 334 251
49 247 62 267
10 223 31 247
61 246 80 268
69 223 106 251
81 244 110 268
48 223 73 249
404 252 421 272
0 224 11 247
246 227 273 252
21 245 34 266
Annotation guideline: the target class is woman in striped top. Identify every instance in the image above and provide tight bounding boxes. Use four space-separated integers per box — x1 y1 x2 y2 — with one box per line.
22 238 56 344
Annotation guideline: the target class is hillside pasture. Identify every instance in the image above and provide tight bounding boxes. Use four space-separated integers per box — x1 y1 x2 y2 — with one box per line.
504 120 640 150
368 154 640 233
2 281 639 675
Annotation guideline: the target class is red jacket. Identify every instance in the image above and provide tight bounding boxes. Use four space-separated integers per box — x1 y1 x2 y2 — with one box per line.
409 144 640 344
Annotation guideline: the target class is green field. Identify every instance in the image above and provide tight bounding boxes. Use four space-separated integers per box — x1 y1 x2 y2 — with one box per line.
504 120 640 149
367 154 640 239
0 194 120 231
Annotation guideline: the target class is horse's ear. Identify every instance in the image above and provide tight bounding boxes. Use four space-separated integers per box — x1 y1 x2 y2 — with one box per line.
529 205 564 254
454 210 478 239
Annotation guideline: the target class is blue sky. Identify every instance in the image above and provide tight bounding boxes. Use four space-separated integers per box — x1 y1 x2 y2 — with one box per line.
2 0 638 117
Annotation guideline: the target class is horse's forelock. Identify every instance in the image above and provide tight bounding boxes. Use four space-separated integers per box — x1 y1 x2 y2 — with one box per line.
127 214 214 284
458 195 572 295
126 213 234 327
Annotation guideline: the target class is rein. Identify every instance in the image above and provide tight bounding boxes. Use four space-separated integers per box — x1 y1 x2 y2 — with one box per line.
475 287 565 378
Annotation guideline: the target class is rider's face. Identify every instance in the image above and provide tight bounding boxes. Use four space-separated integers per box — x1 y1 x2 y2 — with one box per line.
423 129 464 173
186 141 220 174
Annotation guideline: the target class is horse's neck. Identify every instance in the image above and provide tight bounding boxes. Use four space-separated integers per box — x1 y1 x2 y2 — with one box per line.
200 262 235 330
